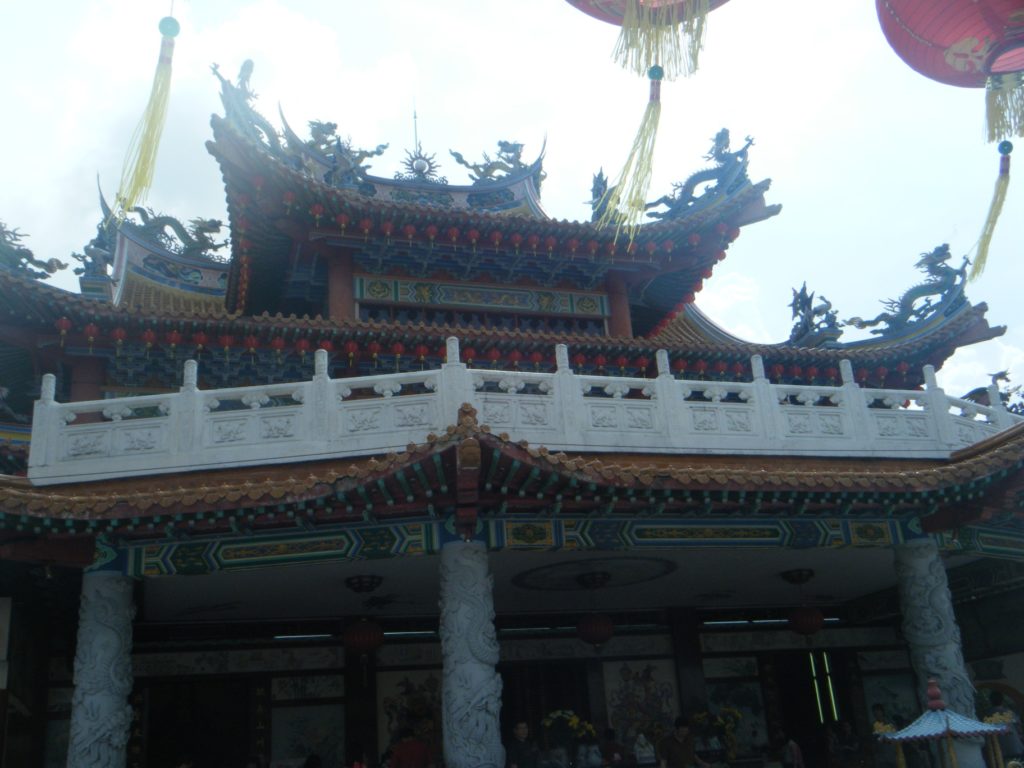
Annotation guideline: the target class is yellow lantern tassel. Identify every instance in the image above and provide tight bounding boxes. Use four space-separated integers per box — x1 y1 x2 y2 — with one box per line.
970 140 1012 281
113 16 180 218
986 73 1024 144
597 65 664 242
895 744 906 768
613 0 710 79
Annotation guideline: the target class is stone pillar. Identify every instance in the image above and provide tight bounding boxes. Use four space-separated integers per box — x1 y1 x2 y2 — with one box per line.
894 537 982 768
439 540 503 768
66 570 135 768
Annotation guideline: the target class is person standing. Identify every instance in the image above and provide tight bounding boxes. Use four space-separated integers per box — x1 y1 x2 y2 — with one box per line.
657 717 710 768
507 721 540 768
990 691 1024 761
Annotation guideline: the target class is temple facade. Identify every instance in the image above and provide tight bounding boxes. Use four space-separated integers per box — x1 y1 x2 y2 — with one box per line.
0 63 1023 768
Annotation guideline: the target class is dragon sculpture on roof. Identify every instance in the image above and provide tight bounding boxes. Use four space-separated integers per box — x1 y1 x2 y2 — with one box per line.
0 221 66 280
845 244 968 336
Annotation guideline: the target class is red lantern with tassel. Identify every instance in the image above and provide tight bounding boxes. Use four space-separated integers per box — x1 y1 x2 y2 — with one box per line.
391 342 405 370
463 347 477 367
367 341 381 368
415 344 430 369
344 340 360 367
141 328 157 357
270 336 286 362
83 323 99 353
244 335 259 363
788 606 825 637
530 351 545 371
508 349 523 369
486 347 502 367
218 334 234 362
54 317 72 347
111 327 127 356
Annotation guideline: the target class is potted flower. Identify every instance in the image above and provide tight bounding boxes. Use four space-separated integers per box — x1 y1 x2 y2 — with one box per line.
541 710 598 768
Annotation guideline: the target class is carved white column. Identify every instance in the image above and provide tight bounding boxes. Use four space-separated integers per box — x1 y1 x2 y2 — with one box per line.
67 570 136 768
894 537 983 768
439 540 504 768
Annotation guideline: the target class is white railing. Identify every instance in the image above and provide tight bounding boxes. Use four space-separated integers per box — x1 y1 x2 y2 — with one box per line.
27 337 1021 485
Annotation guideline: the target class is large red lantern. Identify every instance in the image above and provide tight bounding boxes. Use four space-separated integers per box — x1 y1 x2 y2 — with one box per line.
577 612 615 648
788 606 825 638
876 1 1024 140
342 618 384 657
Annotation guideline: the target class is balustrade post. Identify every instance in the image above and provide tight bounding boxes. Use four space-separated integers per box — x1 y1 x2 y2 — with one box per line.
553 344 584 445
840 359 872 445
440 337 476 426
175 360 202 458
749 355 779 446
309 349 332 443
986 381 1016 429
28 373 58 470
655 349 686 444
922 365 956 448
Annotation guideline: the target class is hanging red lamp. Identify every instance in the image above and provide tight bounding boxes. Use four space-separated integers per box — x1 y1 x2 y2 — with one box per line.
342 617 385 658
218 334 234 362
486 347 502 367
344 340 360 367
788 606 825 637
111 327 127 356
83 323 100 353
294 337 311 360
391 341 405 370
270 336 286 362
577 612 615 648
54 317 72 347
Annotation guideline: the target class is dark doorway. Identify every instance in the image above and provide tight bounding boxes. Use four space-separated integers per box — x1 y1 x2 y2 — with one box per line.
500 659 590 746
146 678 249 768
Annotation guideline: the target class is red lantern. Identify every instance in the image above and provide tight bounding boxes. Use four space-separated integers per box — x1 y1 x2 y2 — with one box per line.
567 237 580 255
344 340 360 366
309 203 325 226
824 367 839 384
769 363 784 381
295 338 311 360
694 359 709 378
644 241 657 257
381 221 394 239
318 339 334 353
165 330 182 356
467 228 480 246
486 347 502 367
367 341 382 368
218 334 234 362
713 360 728 377
402 224 417 242
111 326 127 356
594 353 608 370
282 190 296 212
544 235 558 253
526 234 540 252
508 349 523 368
805 365 819 382
141 328 157 355
83 323 99 353
662 240 675 254
671 357 687 375
391 342 405 370
730 361 745 379
587 239 600 256
688 233 701 247
244 335 260 362
877 0 1024 141
855 368 870 384
360 218 373 238
415 344 430 369
576 612 615 648
447 227 460 245
788 606 825 637
530 350 545 370
489 230 503 248
572 352 588 370
788 365 803 380
615 354 629 374
425 224 438 242
875 366 889 384
463 347 477 366
701 267 714 279
510 233 524 251
192 331 208 353
335 213 350 232
54 317 72 347
270 336 286 360
634 355 650 375
342 618 384 657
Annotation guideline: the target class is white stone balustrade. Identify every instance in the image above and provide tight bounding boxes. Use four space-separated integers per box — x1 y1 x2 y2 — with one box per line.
27 340 1022 485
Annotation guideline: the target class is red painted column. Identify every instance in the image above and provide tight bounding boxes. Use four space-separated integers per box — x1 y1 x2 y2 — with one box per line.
327 251 355 322
605 272 632 338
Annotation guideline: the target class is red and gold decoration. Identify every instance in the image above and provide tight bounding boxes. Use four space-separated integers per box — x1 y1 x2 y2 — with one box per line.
565 1 731 238
576 612 615 648
876 1 1024 142
972 140 1013 280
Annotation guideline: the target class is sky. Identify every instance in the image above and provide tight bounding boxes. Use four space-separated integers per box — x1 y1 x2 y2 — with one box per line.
2 0 1021 398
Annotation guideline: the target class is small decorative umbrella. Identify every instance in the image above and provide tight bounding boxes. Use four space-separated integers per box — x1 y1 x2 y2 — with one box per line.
875 679 1009 768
